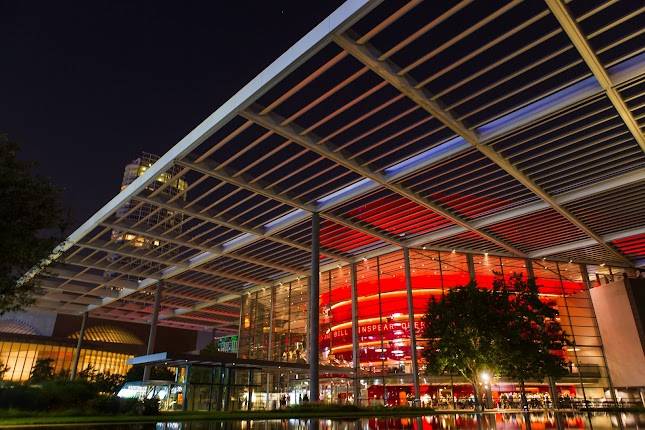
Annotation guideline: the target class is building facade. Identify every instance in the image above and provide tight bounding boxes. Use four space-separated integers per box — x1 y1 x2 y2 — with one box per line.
238 248 637 408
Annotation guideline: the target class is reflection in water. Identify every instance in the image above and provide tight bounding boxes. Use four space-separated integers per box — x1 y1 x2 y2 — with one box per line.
4 413 644 430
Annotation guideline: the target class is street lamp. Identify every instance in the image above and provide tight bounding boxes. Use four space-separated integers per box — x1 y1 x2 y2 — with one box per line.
479 371 493 410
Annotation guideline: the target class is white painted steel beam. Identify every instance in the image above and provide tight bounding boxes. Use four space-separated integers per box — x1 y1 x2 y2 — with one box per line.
102 221 304 275
530 226 645 258
242 107 527 257
179 159 405 247
406 168 645 246
334 32 633 266
18 0 381 287
545 0 645 153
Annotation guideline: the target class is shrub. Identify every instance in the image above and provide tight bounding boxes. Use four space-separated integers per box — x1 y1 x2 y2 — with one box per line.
142 398 160 415
0 384 48 410
87 395 154 415
39 380 99 409
28 358 55 383
0 383 160 416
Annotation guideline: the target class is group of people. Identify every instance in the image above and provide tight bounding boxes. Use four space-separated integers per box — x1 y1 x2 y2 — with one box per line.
276 393 309 409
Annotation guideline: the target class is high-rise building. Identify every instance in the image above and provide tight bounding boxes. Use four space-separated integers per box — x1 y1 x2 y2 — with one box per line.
110 152 187 249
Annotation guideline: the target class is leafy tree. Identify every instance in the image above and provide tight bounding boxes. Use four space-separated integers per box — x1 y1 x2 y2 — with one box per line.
29 358 55 383
421 282 509 409
76 365 125 394
421 274 569 410
0 360 9 380
77 364 98 381
0 134 67 314
496 273 569 409
93 372 126 394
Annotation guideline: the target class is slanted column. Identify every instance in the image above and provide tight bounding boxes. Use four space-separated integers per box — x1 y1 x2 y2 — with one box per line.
403 248 420 405
350 262 360 405
309 212 320 402
70 311 88 380
143 283 163 381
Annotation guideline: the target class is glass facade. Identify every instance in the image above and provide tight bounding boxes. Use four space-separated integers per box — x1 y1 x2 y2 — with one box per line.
0 340 132 381
238 248 625 408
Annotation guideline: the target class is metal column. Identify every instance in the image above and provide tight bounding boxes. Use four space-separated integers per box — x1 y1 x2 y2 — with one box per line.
309 212 320 402
70 311 88 380
526 259 535 280
404 248 421 405
467 253 476 283
266 285 276 409
350 263 360 405
143 283 163 381
247 368 254 411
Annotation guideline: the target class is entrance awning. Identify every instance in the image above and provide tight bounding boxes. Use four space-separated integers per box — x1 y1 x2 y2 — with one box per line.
20 0 645 334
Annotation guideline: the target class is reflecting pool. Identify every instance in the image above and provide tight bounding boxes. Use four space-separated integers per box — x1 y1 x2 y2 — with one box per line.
3 412 644 430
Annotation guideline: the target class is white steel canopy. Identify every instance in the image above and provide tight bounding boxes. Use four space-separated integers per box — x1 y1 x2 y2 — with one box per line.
21 0 645 333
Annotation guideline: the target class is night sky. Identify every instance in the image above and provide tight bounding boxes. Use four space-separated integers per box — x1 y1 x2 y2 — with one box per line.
1 1 344 230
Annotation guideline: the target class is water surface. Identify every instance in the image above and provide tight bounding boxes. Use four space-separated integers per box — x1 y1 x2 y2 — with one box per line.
4 412 644 430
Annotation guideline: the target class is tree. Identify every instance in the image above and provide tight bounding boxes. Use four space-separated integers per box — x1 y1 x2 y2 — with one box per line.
0 360 9 380
421 274 569 410
495 274 569 409
29 358 55 383
0 134 67 314
421 282 509 409
93 371 126 394
76 365 125 394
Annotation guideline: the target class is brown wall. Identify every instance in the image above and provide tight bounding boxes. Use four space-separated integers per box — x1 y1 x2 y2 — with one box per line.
53 314 201 354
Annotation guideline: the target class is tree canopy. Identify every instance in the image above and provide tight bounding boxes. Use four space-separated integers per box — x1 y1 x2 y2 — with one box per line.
496 273 569 383
421 273 569 407
0 134 67 314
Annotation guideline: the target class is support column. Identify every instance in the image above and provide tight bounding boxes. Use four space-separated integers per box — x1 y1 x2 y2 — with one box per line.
350 263 360 405
70 311 88 380
183 364 191 412
247 369 254 411
467 253 476 283
266 285 275 409
526 259 535 280
309 212 320 402
403 248 420 406
143 283 163 382
237 293 245 358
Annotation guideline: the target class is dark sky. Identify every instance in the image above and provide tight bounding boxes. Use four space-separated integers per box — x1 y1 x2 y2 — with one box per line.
1 1 344 230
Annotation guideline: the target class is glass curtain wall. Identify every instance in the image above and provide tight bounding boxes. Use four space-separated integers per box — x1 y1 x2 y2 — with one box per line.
0 340 132 381
238 248 619 408
237 278 310 409
532 260 612 404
